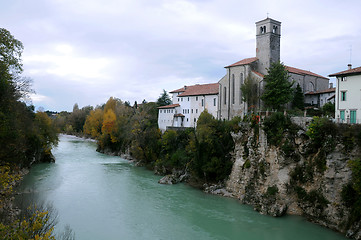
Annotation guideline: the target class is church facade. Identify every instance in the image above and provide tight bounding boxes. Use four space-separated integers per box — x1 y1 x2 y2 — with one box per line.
218 18 329 120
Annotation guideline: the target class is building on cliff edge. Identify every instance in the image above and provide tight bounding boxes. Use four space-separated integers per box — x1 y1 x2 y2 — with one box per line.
329 64 361 124
218 17 329 120
157 83 219 132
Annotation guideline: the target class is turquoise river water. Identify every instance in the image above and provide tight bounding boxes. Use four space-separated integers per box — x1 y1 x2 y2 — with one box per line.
17 134 348 240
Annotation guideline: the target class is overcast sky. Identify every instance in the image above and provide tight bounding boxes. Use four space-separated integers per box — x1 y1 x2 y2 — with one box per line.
1 0 360 111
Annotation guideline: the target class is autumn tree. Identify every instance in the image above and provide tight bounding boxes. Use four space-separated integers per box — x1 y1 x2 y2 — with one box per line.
261 62 294 110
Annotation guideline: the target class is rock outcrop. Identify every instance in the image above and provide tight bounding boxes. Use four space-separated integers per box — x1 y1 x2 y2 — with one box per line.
225 119 361 239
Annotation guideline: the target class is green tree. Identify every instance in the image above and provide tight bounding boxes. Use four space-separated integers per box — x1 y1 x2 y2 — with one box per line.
240 76 258 112
156 89 172 106
261 62 294 110
292 83 304 110
322 102 335 117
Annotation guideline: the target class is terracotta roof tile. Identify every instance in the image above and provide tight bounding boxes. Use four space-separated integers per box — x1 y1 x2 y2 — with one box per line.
252 70 264 78
225 57 258 68
329 66 361 77
171 83 219 97
285 66 328 80
157 103 180 109
305 88 335 95
174 113 185 117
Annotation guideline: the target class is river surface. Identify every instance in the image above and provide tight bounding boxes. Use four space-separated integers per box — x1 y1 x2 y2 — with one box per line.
17 134 347 240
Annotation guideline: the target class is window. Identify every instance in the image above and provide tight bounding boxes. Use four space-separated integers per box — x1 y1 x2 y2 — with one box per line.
196 96 198 101
178 98 179 102
160 110 162 113
272 25 278 33
341 76 347 82
240 73 243 104
187 118 189 122
201 99 204 107
232 74 235 104
309 82 314 92
191 109 193 113
196 109 198 114
188 97 189 101
181 98 183 101
214 98 216 106
351 110 357 124
341 91 347 101
224 87 227 105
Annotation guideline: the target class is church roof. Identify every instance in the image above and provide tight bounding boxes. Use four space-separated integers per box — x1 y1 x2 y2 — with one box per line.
329 66 361 77
285 66 328 80
225 57 258 68
305 88 335 95
224 57 328 79
171 83 219 97
157 103 180 109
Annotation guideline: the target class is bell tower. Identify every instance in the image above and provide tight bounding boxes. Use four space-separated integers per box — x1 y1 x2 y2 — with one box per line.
256 18 281 75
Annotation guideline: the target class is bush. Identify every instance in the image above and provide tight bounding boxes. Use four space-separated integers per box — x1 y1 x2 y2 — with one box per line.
262 112 296 145
306 116 337 151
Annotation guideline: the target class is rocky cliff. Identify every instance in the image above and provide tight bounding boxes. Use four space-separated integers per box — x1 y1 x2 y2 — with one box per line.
225 117 361 239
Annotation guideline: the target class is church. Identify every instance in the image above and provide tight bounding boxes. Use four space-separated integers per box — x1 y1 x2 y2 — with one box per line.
218 18 330 120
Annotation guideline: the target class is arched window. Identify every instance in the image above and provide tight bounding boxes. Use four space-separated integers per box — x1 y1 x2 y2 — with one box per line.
224 87 227 105
273 25 278 34
239 73 243 104
308 82 315 92
232 74 235 104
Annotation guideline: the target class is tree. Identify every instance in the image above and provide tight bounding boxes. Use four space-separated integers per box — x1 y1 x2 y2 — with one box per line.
292 83 304 110
240 76 258 112
156 89 172 106
261 62 294 110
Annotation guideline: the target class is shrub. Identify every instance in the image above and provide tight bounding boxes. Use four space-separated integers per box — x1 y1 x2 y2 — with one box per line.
267 186 278 196
306 116 337 151
262 112 296 145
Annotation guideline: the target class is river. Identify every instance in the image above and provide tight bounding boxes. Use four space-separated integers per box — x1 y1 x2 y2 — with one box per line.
17 134 347 240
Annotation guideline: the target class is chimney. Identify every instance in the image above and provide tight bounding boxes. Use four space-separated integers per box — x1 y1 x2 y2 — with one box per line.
184 85 187 90
329 83 333 88
348 64 352 70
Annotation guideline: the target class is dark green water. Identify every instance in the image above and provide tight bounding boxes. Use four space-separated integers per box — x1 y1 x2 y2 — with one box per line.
17 135 347 240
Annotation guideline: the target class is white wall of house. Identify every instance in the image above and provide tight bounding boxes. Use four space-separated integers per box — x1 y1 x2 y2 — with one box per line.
335 74 361 123
158 106 179 132
158 93 218 131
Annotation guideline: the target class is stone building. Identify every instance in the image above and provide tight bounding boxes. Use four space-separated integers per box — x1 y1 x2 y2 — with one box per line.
218 18 329 120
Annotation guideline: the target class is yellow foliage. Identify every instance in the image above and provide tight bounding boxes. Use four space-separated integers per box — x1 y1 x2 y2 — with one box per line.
0 165 21 209
84 108 103 138
0 209 56 240
102 109 117 135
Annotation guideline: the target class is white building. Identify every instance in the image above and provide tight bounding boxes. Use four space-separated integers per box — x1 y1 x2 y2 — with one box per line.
158 83 219 132
329 64 361 124
304 87 335 108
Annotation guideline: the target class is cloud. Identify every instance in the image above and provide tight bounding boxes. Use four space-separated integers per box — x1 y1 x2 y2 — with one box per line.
1 0 361 111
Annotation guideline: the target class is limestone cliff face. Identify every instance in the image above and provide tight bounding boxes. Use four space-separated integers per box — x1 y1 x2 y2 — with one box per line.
226 119 361 239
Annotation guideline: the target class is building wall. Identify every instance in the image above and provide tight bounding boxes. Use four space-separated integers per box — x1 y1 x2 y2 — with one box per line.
289 73 329 93
158 94 218 131
218 65 254 120
336 74 361 123
158 107 179 132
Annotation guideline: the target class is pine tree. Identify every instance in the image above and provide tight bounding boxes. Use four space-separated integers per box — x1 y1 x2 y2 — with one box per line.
261 62 294 110
156 89 172 106
292 83 304 110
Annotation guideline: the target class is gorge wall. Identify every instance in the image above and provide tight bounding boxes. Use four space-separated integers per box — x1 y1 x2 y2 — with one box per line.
225 117 361 239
